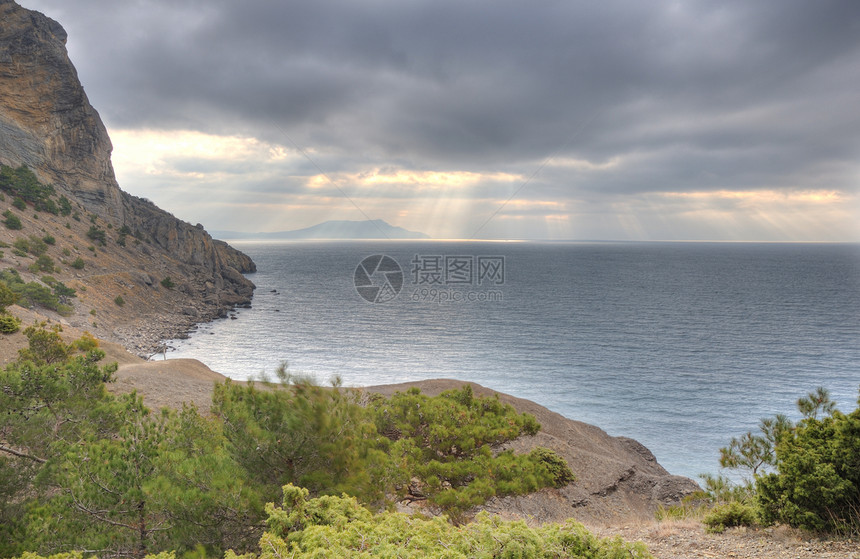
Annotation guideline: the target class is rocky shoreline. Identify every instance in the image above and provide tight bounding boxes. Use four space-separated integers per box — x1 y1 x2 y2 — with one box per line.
110 308 236 358
102 280 254 358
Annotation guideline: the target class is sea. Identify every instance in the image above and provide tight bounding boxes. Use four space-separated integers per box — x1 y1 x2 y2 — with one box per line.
160 241 860 482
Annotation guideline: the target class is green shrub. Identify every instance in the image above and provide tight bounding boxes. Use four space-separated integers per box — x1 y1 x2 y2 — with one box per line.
721 387 860 534
35 198 58 214
703 501 758 533
12 237 29 254
3 210 22 230
42 234 55 245
2 269 72 315
31 254 56 273
114 295 125 306
52 281 76 303
86 226 107 246
12 197 26 210
0 280 18 312
71 331 99 352
531 447 576 487
370 385 564 520
258 484 651 559
27 235 48 256
71 257 85 270
58 195 72 216
161 277 176 289
0 312 20 334
18 323 71 365
0 164 55 209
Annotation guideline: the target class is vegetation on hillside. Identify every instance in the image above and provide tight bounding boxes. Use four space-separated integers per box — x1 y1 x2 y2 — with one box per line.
0 268 74 316
0 344 588 559
661 387 860 536
0 165 61 215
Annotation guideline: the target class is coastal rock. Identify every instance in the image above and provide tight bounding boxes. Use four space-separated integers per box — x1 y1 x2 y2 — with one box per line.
215 239 257 274
0 0 255 354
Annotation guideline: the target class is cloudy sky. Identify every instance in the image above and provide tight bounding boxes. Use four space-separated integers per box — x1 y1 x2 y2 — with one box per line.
21 0 860 240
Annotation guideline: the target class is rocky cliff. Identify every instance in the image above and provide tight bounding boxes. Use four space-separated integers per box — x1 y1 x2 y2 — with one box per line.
0 0 255 354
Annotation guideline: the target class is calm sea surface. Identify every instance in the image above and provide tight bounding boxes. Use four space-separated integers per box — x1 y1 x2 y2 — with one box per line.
162 241 860 481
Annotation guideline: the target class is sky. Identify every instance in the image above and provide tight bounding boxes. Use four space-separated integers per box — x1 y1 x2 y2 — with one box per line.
20 0 860 240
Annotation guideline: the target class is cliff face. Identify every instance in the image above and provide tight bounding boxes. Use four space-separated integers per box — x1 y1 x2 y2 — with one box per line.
0 0 122 212
0 0 255 354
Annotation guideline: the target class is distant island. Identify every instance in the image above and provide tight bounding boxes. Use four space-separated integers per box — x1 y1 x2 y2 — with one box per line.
211 219 430 240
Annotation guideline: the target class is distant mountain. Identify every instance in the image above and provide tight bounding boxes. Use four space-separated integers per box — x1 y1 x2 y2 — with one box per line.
212 219 430 240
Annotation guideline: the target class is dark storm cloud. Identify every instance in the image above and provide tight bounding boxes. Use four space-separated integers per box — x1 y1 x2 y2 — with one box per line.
20 0 860 199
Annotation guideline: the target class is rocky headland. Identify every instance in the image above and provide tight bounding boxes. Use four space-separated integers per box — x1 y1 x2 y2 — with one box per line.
0 0 255 356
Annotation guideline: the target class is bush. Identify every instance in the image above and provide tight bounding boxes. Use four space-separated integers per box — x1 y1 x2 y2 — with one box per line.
114 295 125 306
0 312 21 334
703 501 758 533
0 281 17 311
721 387 860 534
161 277 176 289
2 269 72 316
12 238 30 254
86 226 106 246
370 385 564 520
71 331 99 352
257 484 651 559
58 195 72 216
756 405 860 532
30 254 56 273
36 198 58 214
0 164 55 208
42 234 55 245
27 235 48 256
52 281 76 303
12 198 26 210
71 257 85 270
3 210 22 230
18 323 71 365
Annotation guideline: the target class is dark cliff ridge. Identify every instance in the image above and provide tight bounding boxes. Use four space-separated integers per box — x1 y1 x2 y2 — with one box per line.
0 0 256 348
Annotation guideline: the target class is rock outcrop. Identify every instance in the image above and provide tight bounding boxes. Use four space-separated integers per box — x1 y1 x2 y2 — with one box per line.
0 0 255 353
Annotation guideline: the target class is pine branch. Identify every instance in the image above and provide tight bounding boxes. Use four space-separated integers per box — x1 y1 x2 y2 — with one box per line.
0 443 47 463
